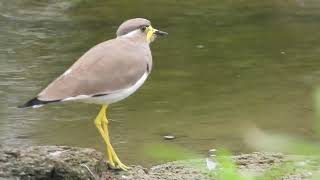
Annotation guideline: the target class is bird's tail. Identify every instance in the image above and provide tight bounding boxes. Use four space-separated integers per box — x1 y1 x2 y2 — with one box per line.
18 97 59 108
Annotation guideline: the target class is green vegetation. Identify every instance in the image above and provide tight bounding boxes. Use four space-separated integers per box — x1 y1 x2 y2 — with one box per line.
146 89 320 179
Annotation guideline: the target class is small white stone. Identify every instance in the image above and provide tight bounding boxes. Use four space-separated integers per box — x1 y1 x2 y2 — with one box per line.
163 135 175 140
121 175 128 179
48 151 62 157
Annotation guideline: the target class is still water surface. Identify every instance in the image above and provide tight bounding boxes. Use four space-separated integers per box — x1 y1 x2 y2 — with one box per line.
2 0 320 166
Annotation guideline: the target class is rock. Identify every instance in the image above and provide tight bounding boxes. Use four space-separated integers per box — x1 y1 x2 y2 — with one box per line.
0 146 109 180
233 152 284 172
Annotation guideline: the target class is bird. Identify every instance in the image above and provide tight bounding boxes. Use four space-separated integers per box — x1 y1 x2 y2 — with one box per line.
19 18 168 170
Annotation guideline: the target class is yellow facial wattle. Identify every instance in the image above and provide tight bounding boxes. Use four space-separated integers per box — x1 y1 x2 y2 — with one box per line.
146 26 157 42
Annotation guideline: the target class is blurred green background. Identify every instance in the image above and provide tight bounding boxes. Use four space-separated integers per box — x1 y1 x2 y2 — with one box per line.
2 0 320 166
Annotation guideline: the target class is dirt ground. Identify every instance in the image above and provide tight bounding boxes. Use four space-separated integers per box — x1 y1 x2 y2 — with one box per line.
0 146 317 180
115 152 314 180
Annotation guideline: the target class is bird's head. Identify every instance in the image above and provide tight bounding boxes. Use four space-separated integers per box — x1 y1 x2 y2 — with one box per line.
116 18 168 43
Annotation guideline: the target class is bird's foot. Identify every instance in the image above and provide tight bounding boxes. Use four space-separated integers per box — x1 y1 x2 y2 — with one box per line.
115 161 129 171
106 147 129 171
107 159 129 171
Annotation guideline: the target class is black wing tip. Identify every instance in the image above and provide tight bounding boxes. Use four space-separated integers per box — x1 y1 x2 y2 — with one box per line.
18 97 42 108
18 97 60 108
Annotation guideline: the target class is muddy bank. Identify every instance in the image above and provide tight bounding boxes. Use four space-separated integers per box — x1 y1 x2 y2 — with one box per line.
0 146 316 180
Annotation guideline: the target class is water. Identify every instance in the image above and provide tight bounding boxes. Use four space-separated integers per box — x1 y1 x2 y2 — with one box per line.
2 0 320 166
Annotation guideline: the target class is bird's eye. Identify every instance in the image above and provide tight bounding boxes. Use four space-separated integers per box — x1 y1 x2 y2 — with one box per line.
141 25 149 32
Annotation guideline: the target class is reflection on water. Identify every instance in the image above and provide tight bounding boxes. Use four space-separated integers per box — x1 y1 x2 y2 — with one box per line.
2 0 320 166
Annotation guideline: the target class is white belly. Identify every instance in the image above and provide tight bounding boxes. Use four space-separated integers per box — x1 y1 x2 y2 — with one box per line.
79 72 149 105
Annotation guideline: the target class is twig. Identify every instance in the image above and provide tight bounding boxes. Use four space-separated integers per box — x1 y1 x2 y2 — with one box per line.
80 163 98 180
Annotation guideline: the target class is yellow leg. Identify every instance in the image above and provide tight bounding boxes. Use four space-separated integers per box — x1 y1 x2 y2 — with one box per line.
102 122 114 167
94 105 129 170
100 110 114 167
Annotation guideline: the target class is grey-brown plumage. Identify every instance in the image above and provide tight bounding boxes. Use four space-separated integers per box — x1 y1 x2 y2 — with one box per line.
38 35 152 101
20 18 167 108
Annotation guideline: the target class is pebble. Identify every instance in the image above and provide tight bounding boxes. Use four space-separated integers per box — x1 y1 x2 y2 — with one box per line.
163 135 175 140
